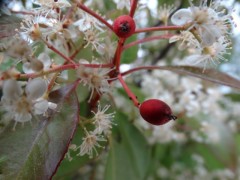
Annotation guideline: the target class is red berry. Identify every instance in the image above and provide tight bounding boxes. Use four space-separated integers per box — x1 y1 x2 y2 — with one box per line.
113 15 136 38
139 99 176 125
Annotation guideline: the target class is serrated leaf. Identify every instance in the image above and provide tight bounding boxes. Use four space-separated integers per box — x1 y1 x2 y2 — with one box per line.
0 84 79 180
104 112 151 180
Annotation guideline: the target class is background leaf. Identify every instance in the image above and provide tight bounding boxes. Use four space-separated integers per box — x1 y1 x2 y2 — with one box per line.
0 84 79 180
104 112 151 180
125 65 240 89
121 35 138 64
163 66 240 89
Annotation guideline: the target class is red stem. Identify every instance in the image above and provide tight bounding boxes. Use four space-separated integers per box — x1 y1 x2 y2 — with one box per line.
134 25 185 34
18 63 113 79
77 3 113 32
129 0 138 17
43 39 76 64
117 74 140 107
121 65 172 76
123 34 174 50
70 43 85 59
112 38 126 71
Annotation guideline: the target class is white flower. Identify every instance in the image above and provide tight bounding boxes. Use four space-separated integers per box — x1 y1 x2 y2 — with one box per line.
78 130 106 158
19 15 42 41
76 64 112 101
169 31 201 50
34 0 71 9
158 4 175 25
113 0 130 10
200 121 220 143
6 38 32 60
92 103 115 135
83 29 104 52
23 53 51 73
0 78 51 129
171 0 232 46
74 12 104 32
184 36 231 69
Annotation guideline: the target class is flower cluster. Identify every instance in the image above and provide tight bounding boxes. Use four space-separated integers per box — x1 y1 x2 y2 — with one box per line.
0 78 56 129
67 103 115 159
170 0 233 69
139 61 240 145
0 0 239 179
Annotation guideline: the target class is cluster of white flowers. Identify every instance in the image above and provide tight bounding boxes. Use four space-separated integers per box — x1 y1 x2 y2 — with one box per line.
157 154 235 180
0 0 239 178
66 103 115 159
139 61 239 145
170 0 233 69
0 0 117 159
76 62 113 102
0 78 56 129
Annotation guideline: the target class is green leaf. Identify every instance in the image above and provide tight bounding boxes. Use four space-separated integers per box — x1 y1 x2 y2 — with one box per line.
117 83 146 103
52 126 92 179
0 59 14 71
104 112 151 180
0 84 79 180
121 35 138 64
225 93 240 102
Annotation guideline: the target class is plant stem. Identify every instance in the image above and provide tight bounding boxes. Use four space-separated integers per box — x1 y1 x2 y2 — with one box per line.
42 39 76 64
129 0 138 17
134 25 185 34
77 3 113 32
121 65 167 76
18 63 113 79
117 74 140 107
123 34 174 50
112 38 126 71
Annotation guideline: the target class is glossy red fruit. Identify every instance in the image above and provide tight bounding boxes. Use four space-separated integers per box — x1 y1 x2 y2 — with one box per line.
113 15 136 38
139 99 176 125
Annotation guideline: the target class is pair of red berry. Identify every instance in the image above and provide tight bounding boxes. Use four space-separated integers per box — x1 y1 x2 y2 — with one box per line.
113 16 176 125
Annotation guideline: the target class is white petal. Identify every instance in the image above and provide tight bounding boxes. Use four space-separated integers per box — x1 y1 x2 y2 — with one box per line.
171 8 193 25
48 102 57 110
15 112 32 122
169 35 180 43
198 25 220 46
184 54 207 65
26 78 47 100
2 79 22 100
74 19 90 32
38 53 51 69
23 62 34 74
34 100 49 114
57 0 71 7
